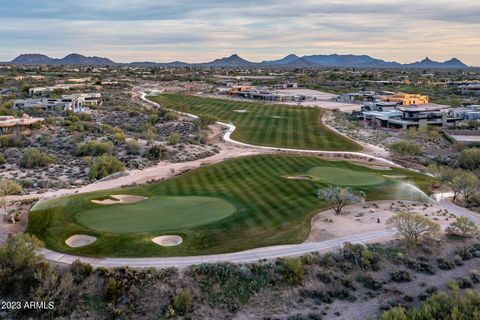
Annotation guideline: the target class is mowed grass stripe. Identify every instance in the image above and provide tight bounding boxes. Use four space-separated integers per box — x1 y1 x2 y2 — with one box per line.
28 155 433 257
152 94 361 151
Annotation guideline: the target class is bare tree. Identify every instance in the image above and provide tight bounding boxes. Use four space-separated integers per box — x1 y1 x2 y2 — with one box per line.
317 186 364 215
386 211 440 247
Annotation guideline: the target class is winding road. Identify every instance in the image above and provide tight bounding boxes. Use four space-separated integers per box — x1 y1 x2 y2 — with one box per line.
2 92 478 268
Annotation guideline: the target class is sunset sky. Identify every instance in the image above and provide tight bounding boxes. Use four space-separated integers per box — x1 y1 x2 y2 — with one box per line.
1 0 479 65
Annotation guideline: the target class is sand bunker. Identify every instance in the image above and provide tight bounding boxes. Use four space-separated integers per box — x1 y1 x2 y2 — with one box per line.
233 109 249 113
271 116 283 119
92 194 147 205
65 235 97 248
152 235 183 247
286 176 311 180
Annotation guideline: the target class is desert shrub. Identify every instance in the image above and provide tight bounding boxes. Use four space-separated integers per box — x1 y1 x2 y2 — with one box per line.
455 277 473 289
187 262 274 311
145 144 169 161
405 257 435 275
70 259 93 284
125 140 141 155
437 257 455 270
0 233 44 296
458 148 480 170
299 289 333 304
446 217 478 237
20 148 54 168
387 140 422 158
194 114 218 128
173 289 192 315
104 277 122 303
0 154 5 165
335 243 380 270
356 274 383 290
390 270 411 283
168 132 181 145
277 257 305 285
88 154 125 180
76 140 113 156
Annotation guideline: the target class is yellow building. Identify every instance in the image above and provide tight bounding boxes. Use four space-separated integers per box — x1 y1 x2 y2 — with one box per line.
228 85 252 95
381 93 429 106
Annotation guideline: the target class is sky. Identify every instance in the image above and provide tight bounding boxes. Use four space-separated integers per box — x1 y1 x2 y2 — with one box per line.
0 0 479 65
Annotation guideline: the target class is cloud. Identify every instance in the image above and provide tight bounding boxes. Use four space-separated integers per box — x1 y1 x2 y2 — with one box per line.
0 0 479 64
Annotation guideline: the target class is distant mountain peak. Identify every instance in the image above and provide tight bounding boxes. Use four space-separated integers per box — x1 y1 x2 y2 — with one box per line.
7 52 470 69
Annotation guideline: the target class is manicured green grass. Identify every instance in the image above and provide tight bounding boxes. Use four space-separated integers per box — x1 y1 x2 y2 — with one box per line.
307 167 386 186
152 94 361 151
75 196 237 233
27 155 433 257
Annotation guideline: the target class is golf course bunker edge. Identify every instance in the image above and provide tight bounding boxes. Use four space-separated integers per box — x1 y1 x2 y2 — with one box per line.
76 195 237 234
152 235 183 247
65 235 97 248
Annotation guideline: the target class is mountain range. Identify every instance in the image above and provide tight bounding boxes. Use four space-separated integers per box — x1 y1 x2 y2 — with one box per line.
5 53 471 69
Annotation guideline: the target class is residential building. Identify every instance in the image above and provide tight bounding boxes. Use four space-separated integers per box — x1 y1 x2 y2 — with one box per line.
13 93 101 113
361 106 461 130
380 93 429 106
361 102 398 112
459 84 480 96
0 114 44 134
451 105 480 121
28 84 86 97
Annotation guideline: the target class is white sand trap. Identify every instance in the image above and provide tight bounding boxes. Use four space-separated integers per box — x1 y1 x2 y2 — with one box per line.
65 235 97 248
92 194 147 205
271 116 283 119
286 176 311 180
383 175 407 179
152 235 183 247
233 109 249 113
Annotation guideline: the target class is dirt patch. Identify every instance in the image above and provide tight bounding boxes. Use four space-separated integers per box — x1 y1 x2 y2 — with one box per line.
92 194 147 205
65 235 97 248
306 200 455 242
152 235 183 246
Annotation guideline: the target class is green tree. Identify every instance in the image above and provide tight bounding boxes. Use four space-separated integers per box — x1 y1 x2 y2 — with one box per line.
386 211 440 247
446 216 478 237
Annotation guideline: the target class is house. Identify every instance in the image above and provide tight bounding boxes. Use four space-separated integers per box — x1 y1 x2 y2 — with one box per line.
0 114 44 134
380 93 429 106
459 84 480 96
361 106 462 130
361 102 398 112
451 105 480 121
13 93 101 113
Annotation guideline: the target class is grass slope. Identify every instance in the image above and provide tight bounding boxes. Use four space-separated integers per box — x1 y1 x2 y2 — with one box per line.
152 94 361 151
28 155 433 257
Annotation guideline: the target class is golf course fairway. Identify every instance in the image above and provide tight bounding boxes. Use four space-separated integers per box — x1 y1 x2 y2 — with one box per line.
152 94 362 151
27 155 433 257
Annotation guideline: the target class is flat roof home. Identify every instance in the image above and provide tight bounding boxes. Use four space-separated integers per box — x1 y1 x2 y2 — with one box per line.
13 93 101 114
380 93 429 106
0 114 44 134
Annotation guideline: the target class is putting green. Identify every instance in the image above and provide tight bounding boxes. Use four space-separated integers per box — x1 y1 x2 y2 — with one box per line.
75 196 237 234
307 167 386 186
